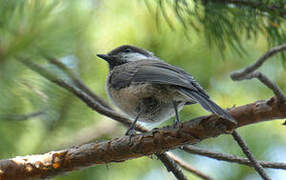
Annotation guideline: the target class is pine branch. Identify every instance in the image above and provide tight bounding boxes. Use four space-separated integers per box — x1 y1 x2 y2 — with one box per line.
205 0 286 16
152 0 286 54
0 96 285 179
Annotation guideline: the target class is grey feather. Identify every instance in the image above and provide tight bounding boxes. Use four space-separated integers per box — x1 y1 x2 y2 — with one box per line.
179 88 236 123
132 60 210 98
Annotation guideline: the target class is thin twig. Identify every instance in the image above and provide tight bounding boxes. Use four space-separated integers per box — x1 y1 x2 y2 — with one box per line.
20 81 48 103
248 71 286 101
230 44 286 102
18 57 146 132
166 152 214 180
44 56 111 109
182 146 286 170
157 153 188 180
231 44 286 77
231 131 271 180
0 110 45 121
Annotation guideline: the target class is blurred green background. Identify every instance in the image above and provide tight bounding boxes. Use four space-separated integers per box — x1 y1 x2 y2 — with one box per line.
0 0 285 179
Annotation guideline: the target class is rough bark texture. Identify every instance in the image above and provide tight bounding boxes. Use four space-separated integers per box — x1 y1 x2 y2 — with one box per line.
0 97 285 179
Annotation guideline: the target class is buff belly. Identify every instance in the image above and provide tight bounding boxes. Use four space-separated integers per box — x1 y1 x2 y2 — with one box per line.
107 83 185 123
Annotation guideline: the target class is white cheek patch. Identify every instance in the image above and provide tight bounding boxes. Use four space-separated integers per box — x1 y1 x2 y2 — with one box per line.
125 53 149 61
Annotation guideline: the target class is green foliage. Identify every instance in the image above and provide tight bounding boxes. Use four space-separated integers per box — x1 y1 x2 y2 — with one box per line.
147 0 286 56
0 0 93 60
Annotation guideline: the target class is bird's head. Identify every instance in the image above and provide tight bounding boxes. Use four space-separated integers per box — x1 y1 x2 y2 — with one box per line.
97 45 156 69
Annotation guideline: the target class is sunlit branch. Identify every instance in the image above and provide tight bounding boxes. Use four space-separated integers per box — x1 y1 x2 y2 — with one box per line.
0 96 285 179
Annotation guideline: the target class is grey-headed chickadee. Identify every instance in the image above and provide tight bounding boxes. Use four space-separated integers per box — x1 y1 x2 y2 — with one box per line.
97 45 236 134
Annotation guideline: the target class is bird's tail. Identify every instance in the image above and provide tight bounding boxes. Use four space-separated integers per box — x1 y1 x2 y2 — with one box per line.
179 88 236 124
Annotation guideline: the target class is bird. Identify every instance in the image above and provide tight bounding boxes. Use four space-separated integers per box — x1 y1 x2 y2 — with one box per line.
97 45 236 135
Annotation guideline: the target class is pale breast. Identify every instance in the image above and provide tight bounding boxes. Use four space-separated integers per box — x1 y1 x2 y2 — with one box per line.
107 81 186 123
107 83 152 117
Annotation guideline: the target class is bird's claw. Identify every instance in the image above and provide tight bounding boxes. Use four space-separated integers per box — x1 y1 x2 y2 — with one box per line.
173 120 180 128
125 128 137 146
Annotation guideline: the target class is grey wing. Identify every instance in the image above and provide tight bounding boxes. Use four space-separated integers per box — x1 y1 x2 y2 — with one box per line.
132 61 209 97
144 62 210 98
132 61 236 123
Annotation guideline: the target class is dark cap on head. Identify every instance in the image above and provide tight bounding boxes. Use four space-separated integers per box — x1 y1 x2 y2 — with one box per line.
97 45 154 68
107 45 153 57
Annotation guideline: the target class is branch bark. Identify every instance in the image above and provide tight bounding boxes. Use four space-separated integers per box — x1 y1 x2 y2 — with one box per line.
0 96 285 179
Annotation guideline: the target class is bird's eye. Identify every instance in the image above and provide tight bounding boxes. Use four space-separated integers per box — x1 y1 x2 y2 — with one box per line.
124 48 132 53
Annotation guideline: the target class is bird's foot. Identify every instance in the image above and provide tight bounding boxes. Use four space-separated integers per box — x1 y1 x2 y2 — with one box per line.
217 122 234 134
125 128 136 136
173 120 180 128
125 128 137 146
173 119 180 128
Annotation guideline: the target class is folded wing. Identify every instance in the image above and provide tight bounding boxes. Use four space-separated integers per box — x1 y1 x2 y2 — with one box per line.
132 60 236 123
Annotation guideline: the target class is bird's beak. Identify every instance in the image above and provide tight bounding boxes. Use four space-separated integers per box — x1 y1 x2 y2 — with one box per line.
97 54 113 63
